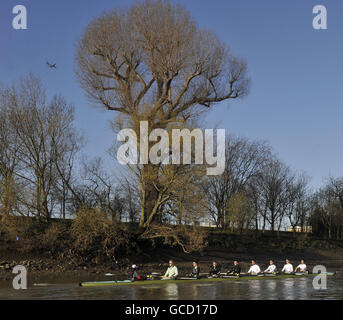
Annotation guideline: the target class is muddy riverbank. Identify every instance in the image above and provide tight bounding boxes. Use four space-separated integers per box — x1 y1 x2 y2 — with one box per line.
1 246 342 287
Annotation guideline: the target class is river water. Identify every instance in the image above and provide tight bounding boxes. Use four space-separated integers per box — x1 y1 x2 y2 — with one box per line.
1 271 343 300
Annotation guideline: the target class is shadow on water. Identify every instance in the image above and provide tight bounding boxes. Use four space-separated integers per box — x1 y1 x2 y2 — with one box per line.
1 272 343 300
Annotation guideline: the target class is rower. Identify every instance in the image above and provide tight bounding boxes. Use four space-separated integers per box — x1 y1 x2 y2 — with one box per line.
191 261 200 279
164 260 179 279
209 261 221 277
130 264 139 281
247 260 261 275
264 260 277 274
227 260 241 276
295 259 307 273
282 259 294 274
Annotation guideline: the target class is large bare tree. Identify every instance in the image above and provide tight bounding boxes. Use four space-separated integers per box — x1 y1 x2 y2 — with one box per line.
76 0 250 229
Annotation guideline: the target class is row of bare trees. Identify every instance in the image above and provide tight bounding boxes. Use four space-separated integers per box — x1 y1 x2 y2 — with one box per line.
309 177 343 239
203 139 343 239
203 136 311 235
0 75 80 221
0 76 140 224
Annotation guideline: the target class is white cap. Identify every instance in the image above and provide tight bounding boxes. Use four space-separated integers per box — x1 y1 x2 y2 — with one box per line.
132 264 137 269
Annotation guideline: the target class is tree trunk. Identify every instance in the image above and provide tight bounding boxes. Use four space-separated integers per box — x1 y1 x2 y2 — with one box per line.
62 186 66 219
139 164 160 228
271 218 275 233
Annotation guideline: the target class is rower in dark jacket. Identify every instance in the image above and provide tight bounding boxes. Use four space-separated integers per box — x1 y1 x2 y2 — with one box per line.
227 260 241 275
209 261 221 277
191 261 201 279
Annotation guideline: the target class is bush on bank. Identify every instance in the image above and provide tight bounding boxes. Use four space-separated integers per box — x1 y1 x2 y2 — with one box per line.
0 208 136 264
70 206 134 263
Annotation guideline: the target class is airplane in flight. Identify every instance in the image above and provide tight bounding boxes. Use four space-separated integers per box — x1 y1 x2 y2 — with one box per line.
46 61 57 69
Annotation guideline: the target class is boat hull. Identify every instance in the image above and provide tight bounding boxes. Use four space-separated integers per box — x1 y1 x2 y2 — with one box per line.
79 272 335 287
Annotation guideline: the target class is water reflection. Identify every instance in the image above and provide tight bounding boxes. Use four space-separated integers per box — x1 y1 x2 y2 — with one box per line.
283 279 296 299
265 280 277 300
164 283 178 299
247 280 262 300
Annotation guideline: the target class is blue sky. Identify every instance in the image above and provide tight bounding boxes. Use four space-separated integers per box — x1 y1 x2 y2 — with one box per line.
0 0 342 190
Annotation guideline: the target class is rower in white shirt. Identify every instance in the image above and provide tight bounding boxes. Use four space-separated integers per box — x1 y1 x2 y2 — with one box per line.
164 260 179 279
295 259 307 273
247 260 261 275
264 260 277 274
281 259 293 274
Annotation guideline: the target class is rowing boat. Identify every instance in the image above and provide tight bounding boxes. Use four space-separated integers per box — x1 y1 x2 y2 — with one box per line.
79 272 335 287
